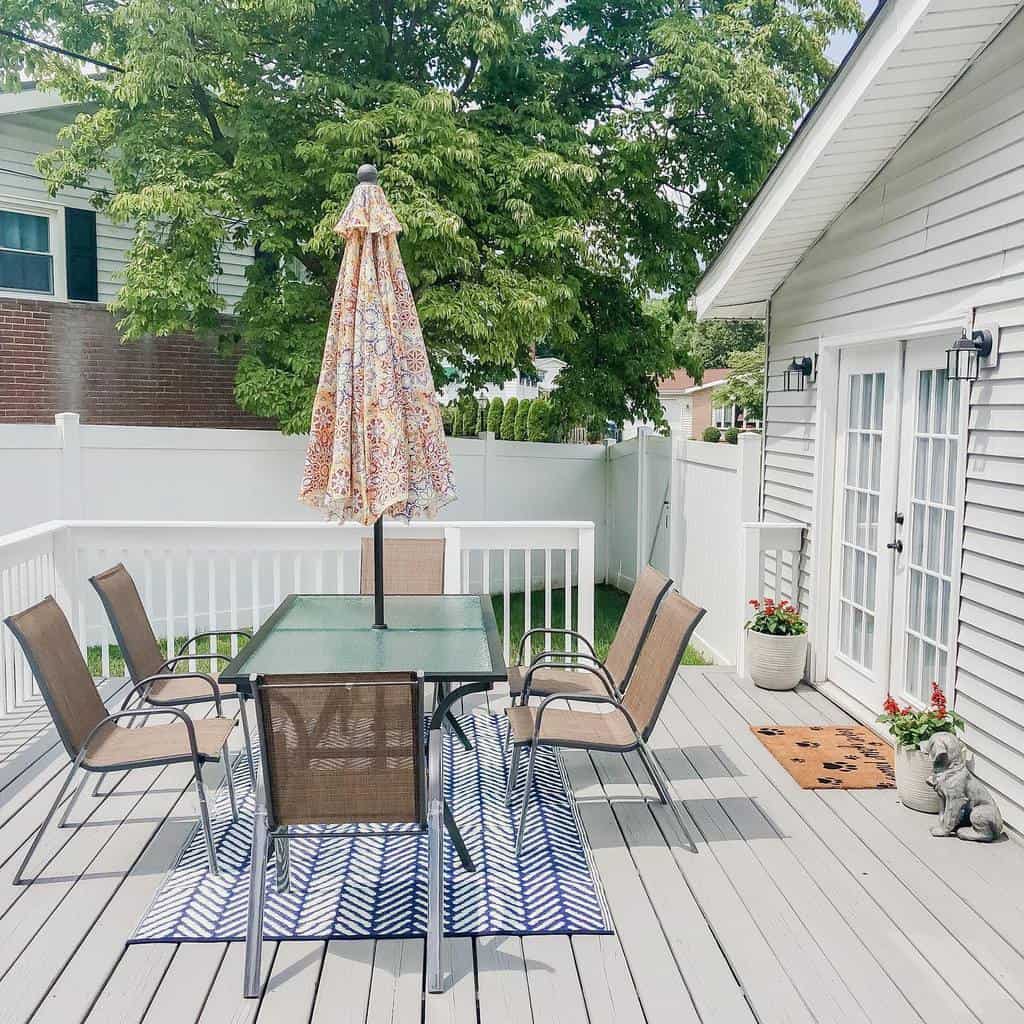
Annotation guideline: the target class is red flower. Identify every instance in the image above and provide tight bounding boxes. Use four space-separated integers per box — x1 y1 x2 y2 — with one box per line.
883 695 900 715
749 599 760 607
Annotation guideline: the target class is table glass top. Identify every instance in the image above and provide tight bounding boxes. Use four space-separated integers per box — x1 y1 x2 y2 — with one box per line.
223 594 503 681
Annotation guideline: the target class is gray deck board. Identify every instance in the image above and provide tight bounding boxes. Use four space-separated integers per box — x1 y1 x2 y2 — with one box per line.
0 668 1022 1022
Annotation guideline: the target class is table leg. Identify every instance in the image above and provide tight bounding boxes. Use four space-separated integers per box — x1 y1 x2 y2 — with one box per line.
427 724 444 993
444 801 475 872
435 681 473 751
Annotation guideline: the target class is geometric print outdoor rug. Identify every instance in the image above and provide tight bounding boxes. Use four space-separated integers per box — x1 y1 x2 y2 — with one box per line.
130 711 612 943
751 725 896 790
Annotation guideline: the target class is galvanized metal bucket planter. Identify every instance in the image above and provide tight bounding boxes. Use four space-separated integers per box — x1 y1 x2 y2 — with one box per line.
746 629 808 691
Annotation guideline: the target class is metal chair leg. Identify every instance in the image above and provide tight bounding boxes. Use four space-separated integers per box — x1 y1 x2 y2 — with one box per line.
15 758 82 885
505 743 521 806
239 696 256 789
274 832 290 893
514 743 539 857
244 788 270 998
638 741 697 854
57 770 89 829
194 764 219 874
222 743 239 821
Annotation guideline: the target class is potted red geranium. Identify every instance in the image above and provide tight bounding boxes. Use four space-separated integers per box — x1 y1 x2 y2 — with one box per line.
877 683 965 813
745 597 808 691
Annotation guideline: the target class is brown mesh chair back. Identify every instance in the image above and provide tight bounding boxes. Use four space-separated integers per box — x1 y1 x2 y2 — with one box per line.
252 673 425 829
360 538 445 596
603 565 673 687
621 592 705 742
4 596 108 760
90 564 165 683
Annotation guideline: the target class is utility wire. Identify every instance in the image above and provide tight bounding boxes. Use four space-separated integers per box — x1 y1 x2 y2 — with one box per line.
0 27 124 72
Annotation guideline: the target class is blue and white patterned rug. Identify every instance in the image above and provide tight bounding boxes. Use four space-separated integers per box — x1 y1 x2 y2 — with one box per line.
130 711 611 942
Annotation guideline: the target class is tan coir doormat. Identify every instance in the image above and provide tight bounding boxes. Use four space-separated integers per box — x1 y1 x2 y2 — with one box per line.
751 725 895 790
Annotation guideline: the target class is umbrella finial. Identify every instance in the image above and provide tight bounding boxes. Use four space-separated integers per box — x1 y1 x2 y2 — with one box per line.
357 163 378 184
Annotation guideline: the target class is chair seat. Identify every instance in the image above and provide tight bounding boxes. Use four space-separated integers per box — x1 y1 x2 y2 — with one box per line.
145 675 238 704
506 704 636 751
507 663 613 700
83 717 236 770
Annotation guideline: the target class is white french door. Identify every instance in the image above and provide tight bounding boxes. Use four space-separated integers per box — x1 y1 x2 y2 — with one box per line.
826 337 964 712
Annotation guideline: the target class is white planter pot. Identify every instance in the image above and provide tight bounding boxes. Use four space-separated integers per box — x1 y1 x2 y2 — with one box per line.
746 630 808 691
895 745 941 814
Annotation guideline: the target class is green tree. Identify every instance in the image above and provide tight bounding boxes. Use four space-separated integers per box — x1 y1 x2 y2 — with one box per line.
514 399 532 442
672 313 764 376
500 397 519 441
457 394 479 436
1 1 859 432
441 403 454 436
527 399 549 442
717 344 766 422
449 402 461 437
486 396 504 434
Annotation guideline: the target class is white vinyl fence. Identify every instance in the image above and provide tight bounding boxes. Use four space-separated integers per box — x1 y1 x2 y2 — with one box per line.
0 519 595 715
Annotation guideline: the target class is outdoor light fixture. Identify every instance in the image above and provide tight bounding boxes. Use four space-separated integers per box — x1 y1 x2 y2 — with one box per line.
783 356 814 392
946 329 993 382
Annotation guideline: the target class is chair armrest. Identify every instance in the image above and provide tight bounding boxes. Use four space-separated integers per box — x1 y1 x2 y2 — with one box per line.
525 651 618 696
79 706 203 767
176 630 252 656
160 653 232 673
121 671 223 714
517 627 597 664
531 691 639 742
522 659 617 703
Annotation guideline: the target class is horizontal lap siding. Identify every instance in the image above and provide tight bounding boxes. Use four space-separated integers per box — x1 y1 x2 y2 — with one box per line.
765 9 1024 823
0 110 252 309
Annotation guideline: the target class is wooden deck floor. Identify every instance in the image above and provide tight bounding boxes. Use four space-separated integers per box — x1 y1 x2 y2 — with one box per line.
1 667 1023 1023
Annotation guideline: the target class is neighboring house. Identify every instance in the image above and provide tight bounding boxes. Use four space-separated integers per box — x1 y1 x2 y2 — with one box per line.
0 86 269 428
439 355 566 405
696 0 1024 824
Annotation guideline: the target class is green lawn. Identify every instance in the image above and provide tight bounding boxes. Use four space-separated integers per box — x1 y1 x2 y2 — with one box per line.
87 583 707 676
491 583 707 666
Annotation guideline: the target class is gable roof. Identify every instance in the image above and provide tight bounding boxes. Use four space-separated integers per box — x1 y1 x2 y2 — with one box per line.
659 367 730 394
0 84 76 117
695 0 1024 320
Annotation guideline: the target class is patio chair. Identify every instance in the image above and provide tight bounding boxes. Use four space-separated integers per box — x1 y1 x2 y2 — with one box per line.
359 536 445 595
243 671 462 997
505 590 705 855
89 563 255 787
508 564 673 708
4 596 238 883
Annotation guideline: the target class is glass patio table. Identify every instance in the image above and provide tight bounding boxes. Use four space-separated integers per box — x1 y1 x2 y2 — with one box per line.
222 593 507 994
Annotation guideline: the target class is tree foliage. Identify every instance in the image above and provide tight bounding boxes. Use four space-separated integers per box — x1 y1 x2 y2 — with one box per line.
527 398 549 442
500 397 519 441
1 0 860 432
672 313 764 376
717 344 766 421
514 399 532 442
486 396 504 434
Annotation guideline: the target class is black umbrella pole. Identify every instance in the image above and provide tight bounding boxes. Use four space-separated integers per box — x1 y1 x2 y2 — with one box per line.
373 515 387 629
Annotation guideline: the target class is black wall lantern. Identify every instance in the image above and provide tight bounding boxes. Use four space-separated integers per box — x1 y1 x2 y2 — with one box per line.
946 329 993 382
783 356 814 392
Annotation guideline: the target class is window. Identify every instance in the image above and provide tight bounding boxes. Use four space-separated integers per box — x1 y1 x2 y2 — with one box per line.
0 209 53 294
713 403 737 429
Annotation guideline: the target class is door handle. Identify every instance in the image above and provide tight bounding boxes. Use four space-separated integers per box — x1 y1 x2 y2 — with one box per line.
886 540 903 553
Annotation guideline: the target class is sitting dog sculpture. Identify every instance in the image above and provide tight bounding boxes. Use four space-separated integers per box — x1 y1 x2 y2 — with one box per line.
922 733 1003 842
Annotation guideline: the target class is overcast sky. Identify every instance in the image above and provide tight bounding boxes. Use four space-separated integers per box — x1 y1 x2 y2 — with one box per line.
827 0 880 63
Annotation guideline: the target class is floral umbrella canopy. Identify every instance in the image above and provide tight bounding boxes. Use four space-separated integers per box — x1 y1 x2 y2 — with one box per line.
299 165 456 625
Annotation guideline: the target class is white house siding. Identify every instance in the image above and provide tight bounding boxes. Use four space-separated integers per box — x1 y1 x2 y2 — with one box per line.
0 107 252 308
764 10 1024 821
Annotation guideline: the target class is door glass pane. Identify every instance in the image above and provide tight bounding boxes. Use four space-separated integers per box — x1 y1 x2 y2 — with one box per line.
902 367 961 704
838 372 883 672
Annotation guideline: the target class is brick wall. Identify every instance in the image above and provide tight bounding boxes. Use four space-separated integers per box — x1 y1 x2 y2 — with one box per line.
0 298 276 429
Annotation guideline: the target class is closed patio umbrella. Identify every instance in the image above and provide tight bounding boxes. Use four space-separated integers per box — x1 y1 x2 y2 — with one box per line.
299 165 456 627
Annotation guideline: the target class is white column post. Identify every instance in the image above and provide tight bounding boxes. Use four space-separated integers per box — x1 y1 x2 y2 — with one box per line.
443 527 463 595
55 413 83 519
667 435 684 588
577 523 595 647
634 429 648 586
736 431 763 672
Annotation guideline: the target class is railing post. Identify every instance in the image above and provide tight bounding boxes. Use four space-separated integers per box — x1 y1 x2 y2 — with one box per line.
443 527 463 595
667 436 683 587
55 413 83 519
634 429 648 585
738 524 761 673
577 523 595 647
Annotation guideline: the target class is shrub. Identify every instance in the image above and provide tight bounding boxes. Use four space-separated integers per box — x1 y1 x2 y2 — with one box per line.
514 398 532 441
449 403 460 436
500 397 519 440
441 404 454 436
724 427 739 444
458 395 480 436
486 396 504 434
527 399 549 442
878 683 965 749
702 426 721 443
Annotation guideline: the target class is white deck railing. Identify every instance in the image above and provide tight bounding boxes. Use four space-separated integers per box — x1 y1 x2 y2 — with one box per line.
0 520 596 715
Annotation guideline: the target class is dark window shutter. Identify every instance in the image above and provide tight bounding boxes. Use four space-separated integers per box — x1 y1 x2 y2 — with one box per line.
64 207 98 301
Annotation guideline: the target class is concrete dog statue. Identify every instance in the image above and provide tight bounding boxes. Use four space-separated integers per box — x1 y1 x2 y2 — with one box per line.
922 733 1003 842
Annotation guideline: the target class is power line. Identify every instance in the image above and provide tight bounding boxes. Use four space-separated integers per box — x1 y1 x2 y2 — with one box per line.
0 28 124 73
